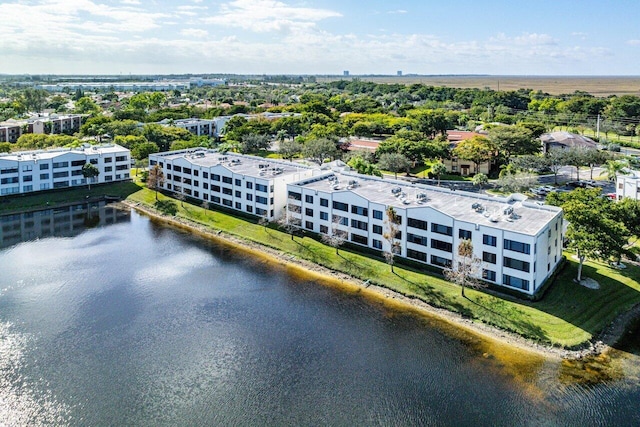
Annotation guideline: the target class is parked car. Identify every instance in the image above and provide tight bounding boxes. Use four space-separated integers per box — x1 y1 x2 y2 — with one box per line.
567 181 588 188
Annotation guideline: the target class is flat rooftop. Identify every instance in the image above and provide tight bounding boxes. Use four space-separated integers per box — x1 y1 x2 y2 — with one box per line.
153 149 313 179
294 172 561 236
1 144 128 161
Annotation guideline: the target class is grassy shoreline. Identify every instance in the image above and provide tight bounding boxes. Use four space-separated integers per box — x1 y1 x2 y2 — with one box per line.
3 182 640 351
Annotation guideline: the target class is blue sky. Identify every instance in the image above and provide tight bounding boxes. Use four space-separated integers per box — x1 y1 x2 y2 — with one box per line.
1 0 639 75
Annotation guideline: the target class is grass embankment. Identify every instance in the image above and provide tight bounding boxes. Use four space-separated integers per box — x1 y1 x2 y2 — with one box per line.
126 184 640 349
3 181 639 348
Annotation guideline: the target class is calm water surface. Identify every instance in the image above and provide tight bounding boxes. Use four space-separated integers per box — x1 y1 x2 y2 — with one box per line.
1 204 639 426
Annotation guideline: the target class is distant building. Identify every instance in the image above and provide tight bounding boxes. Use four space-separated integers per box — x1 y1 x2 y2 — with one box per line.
540 131 597 153
444 131 493 176
616 169 640 200
343 71 350 76
397 70 403 76
0 144 130 196
0 123 22 143
36 81 193 92
0 114 84 141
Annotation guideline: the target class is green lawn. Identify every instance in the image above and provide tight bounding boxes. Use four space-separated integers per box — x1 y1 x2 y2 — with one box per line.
4 181 640 349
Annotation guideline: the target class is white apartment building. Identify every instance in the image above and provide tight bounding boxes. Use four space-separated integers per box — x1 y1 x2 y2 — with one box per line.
286 172 563 296
0 114 84 142
616 170 640 200
0 144 131 196
148 149 316 221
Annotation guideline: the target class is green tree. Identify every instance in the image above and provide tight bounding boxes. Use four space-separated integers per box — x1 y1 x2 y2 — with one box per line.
378 152 411 179
302 138 339 164
278 139 303 161
74 97 101 116
488 125 540 160
0 142 11 153
347 155 382 177
599 159 629 182
452 136 497 174
147 164 165 200
382 206 401 273
547 188 629 281
430 161 447 186
472 172 488 189
81 163 100 190
131 142 159 160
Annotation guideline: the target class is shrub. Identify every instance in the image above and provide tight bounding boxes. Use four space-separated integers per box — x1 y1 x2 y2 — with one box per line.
154 199 178 215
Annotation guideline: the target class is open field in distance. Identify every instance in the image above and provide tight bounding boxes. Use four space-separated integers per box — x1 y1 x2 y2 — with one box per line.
317 75 640 97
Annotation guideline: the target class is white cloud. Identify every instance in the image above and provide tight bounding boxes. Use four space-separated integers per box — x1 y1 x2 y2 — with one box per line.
627 39 640 45
180 28 209 38
121 0 140 4
388 10 407 14
203 0 342 33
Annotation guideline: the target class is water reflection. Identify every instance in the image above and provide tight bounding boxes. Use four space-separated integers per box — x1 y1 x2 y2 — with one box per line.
0 202 130 249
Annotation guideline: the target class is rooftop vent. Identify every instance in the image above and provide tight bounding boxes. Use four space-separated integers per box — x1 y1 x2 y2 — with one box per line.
472 203 484 212
391 187 402 195
503 207 514 216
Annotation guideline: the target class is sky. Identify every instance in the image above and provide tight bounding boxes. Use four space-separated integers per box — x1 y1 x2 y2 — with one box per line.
1 0 640 76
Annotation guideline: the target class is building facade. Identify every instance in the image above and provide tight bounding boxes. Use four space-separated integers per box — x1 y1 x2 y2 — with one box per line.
286 171 563 296
0 114 84 142
0 144 131 196
148 149 317 221
616 170 640 200
0 124 22 143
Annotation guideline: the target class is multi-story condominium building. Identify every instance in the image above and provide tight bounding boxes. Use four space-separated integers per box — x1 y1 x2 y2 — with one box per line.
616 169 640 200
148 149 316 221
0 144 131 196
158 118 216 137
0 123 22 143
286 171 563 296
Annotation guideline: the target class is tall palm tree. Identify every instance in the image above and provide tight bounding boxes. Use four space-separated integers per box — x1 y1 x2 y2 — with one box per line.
599 159 629 182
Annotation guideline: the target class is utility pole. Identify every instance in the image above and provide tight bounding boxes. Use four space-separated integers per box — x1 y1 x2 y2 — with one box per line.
596 114 600 139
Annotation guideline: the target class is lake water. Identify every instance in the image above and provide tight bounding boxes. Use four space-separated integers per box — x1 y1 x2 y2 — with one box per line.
1 204 639 426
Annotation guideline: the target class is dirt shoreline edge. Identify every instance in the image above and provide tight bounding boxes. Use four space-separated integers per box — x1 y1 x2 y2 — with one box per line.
120 200 640 361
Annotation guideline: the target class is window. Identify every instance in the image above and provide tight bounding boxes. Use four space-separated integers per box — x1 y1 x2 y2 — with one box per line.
71 160 85 167
71 170 83 176
115 156 127 162
504 239 531 254
459 229 472 240
431 223 453 236
320 225 329 234
52 161 68 169
372 239 382 249
1 177 18 184
372 209 383 220
351 205 368 216
22 165 33 172
431 255 452 268
89 159 98 165
351 219 368 230
305 221 314 230
22 175 32 182
408 218 428 230
256 183 268 193
483 234 497 247
235 202 242 209
305 208 314 217
504 257 530 272
372 224 383 235
351 234 368 245
212 185 220 193
39 164 49 170
212 174 220 181
256 208 267 216
193 170 199 177
407 233 428 246
320 211 328 220
235 190 242 198
320 198 329 207
174 165 182 172
183 168 192 175
203 183 209 190
116 165 128 171
222 176 232 184
482 252 497 264
246 181 253 189
305 195 314 203
235 179 241 186
503 275 530 291
407 249 427 262
222 199 232 207
246 206 252 213
53 171 69 178
22 185 33 192
482 269 496 282
288 191 302 200
332 215 348 226
246 194 253 201
431 239 452 252
203 172 208 179
332 201 348 212
213 196 221 203
40 173 49 180
222 188 232 195
256 196 268 205
105 166 113 172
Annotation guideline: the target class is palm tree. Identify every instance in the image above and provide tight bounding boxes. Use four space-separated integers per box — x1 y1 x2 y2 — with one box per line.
430 162 447 186
599 159 629 182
